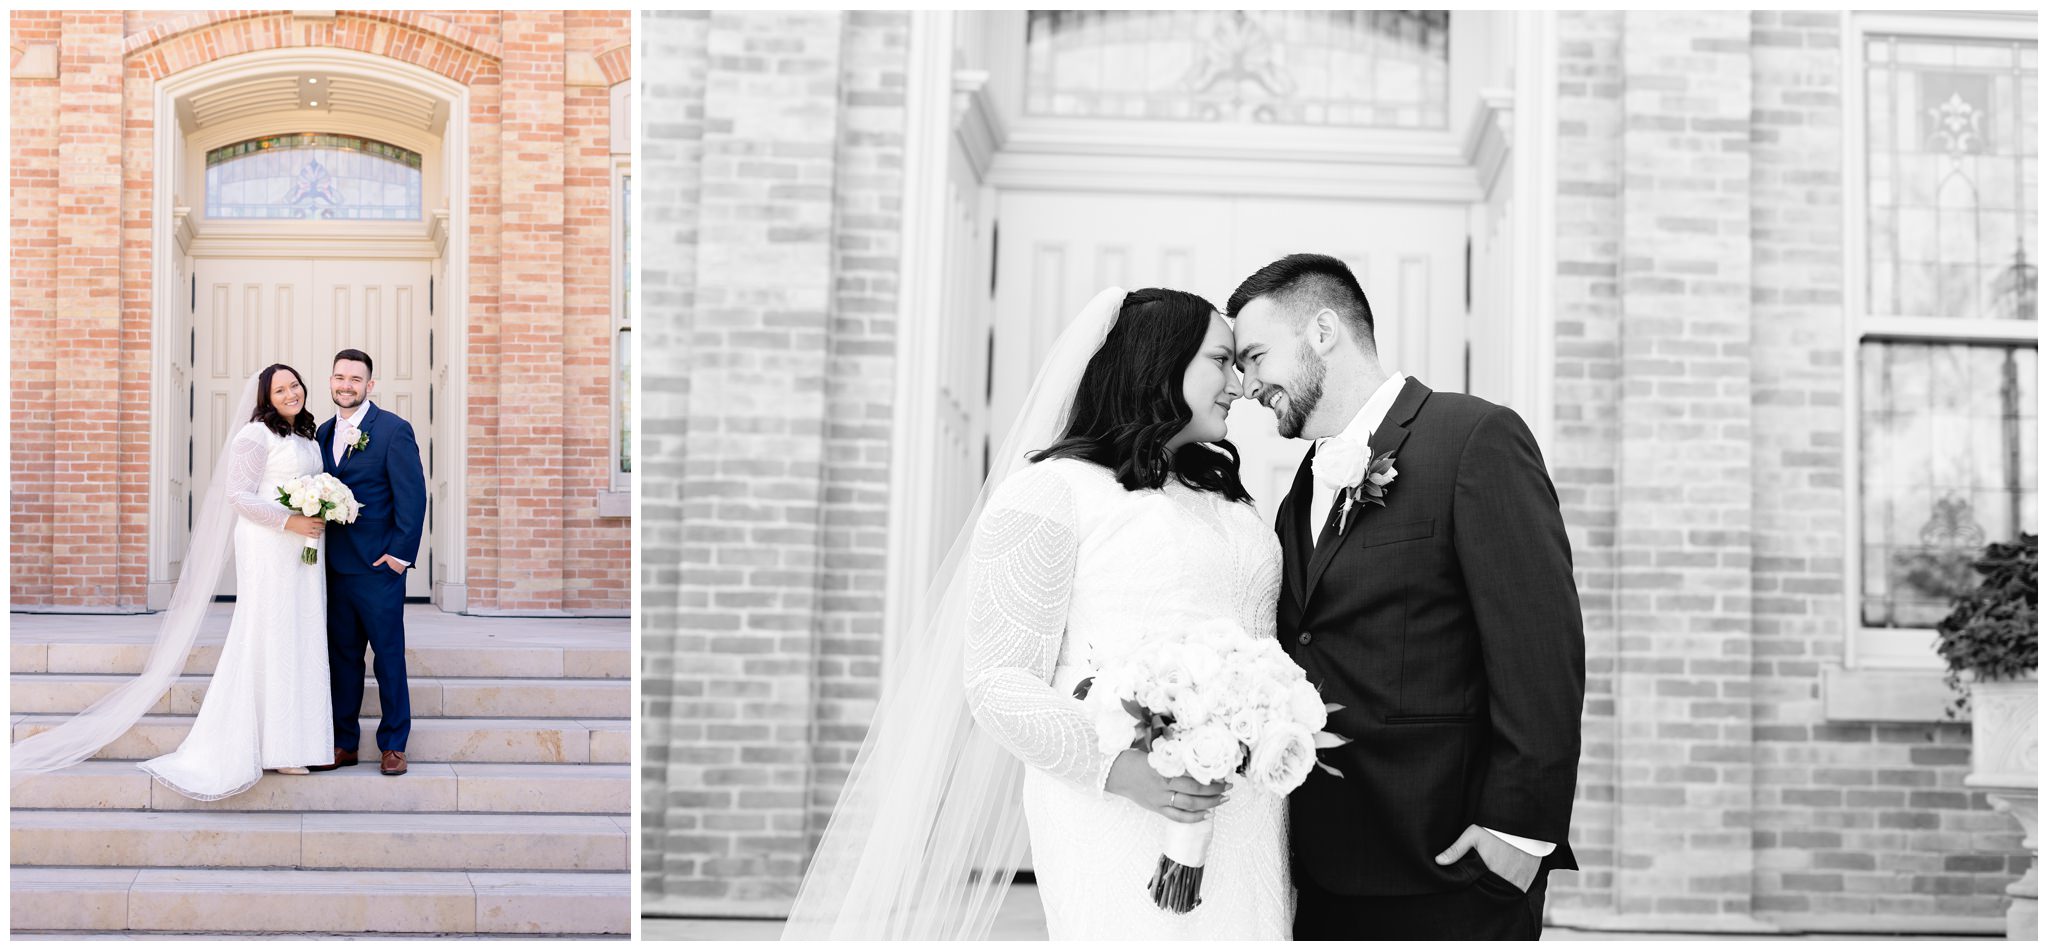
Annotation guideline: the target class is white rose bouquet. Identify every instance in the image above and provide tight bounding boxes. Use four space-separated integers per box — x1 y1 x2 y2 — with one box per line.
1076 618 1351 914
276 473 361 564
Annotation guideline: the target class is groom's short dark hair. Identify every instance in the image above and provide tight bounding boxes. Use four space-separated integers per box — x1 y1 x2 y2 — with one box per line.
1227 253 1375 346
333 348 374 378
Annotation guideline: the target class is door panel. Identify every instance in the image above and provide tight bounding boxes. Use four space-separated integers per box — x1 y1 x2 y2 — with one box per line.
192 258 434 599
993 192 1467 527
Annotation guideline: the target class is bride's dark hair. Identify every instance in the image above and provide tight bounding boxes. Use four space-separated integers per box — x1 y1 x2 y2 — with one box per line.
1029 288 1252 503
252 364 318 439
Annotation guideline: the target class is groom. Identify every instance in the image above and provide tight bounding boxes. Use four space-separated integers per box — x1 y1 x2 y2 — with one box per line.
308 348 427 778
1229 255 1585 940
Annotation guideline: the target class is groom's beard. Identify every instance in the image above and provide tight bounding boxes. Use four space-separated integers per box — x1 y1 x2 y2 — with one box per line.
332 390 363 410
1270 341 1325 439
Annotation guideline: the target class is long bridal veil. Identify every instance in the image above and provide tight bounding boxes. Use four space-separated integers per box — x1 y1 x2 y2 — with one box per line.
11 370 265 778
781 287 1129 940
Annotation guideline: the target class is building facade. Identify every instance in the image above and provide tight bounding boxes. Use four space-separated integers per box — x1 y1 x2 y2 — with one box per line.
11 10 634 616
642 10 2036 933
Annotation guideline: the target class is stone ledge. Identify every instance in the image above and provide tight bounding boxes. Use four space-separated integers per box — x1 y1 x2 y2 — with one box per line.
1822 665 1958 723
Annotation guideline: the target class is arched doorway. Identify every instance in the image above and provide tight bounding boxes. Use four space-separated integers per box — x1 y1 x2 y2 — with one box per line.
148 48 470 609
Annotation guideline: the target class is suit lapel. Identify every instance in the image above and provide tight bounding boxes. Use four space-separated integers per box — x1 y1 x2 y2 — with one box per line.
1279 445 1317 608
317 419 337 471
1301 377 1431 602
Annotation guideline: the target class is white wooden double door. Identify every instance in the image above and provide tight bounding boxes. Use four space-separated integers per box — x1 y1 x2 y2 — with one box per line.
992 192 1469 528
190 258 434 599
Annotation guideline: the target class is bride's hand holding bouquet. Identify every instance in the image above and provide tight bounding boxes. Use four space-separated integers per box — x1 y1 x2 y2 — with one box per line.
278 474 361 564
1078 618 1349 914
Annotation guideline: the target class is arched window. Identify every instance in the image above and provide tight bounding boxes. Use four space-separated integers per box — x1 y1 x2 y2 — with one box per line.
204 133 423 221
1024 10 1450 128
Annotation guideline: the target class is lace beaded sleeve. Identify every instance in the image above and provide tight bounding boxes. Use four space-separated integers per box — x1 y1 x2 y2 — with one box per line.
223 424 290 531
961 463 1118 794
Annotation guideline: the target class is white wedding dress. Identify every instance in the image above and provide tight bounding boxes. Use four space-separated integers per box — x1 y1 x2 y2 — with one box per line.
963 457 1292 939
139 422 334 800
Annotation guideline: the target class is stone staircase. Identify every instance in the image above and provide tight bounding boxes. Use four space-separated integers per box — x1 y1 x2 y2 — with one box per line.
9 608 630 937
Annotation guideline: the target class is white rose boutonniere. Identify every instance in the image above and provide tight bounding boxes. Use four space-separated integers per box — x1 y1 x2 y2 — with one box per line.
1311 437 1397 534
347 429 371 459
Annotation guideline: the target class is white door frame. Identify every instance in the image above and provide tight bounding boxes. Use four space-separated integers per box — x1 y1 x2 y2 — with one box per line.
883 11 1562 661
149 48 470 612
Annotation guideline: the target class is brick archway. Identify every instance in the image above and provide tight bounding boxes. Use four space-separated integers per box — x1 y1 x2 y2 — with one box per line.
123 11 502 84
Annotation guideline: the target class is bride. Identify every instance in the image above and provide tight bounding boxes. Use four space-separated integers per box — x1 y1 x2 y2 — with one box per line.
784 288 1290 939
12 365 336 800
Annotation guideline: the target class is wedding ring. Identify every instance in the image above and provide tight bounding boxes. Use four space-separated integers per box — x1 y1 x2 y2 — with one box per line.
1170 791 1180 809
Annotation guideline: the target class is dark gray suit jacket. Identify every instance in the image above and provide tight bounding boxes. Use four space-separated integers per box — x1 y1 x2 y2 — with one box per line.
1278 377 1585 896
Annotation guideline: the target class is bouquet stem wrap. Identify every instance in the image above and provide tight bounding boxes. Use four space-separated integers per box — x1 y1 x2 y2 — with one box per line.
1147 816 1212 913
301 536 319 565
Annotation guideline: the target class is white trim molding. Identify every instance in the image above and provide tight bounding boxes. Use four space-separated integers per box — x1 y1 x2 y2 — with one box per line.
951 68 1000 183
883 8 961 683
1463 89 1515 200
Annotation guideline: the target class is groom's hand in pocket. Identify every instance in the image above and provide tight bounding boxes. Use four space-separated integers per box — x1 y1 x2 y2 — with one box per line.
1434 825 1539 892
373 555 407 575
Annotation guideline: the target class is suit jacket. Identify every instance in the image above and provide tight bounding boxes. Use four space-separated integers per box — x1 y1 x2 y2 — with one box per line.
1279 377 1584 896
316 402 427 576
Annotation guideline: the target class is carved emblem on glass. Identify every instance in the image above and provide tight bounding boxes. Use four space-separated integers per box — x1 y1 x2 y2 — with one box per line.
204 133 423 221
1024 10 1449 128
1865 36 2037 320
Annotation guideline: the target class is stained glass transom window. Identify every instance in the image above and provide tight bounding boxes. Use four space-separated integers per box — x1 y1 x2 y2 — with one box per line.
1864 36 2038 321
1860 343 2036 627
1025 11 1450 128
205 134 423 221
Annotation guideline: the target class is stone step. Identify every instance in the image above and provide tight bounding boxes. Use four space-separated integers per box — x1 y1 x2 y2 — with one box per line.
11 716 630 765
11 673 630 719
10 868 628 934
10 762 628 814
13 811 629 872
12 641 627 681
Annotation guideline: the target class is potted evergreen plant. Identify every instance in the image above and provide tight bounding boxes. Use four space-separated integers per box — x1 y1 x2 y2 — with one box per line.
1936 533 2036 939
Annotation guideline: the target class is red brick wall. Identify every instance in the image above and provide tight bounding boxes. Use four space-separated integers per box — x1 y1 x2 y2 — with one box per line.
52 12 131 607
10 11 65 607
9 10 629 615
562 11 633 613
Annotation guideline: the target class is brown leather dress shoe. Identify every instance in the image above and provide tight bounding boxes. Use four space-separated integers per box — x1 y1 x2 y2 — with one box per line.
306 747 359 772
381 750 407 776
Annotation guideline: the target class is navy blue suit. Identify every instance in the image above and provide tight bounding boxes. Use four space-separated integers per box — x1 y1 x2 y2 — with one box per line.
317 401 427 754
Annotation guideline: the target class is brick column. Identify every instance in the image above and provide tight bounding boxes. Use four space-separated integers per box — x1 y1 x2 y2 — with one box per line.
1613 11 1758 920
562 10 632 614
639 8 711 906
809 7 910 857
52 12 129 607
10 12 64 607
662 11 846 914
1549 9 1627 918
494 11 569 612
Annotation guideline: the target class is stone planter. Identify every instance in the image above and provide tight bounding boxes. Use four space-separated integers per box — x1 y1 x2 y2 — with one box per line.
1967 674 2038 941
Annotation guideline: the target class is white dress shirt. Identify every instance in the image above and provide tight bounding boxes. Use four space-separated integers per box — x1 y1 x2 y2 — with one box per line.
1308 373 1408 539
1304 373 1553 860
331 402 407 570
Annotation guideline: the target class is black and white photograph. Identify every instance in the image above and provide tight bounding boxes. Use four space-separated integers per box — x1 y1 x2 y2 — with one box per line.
636 7 2039 941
